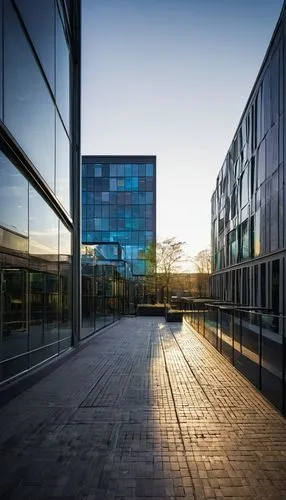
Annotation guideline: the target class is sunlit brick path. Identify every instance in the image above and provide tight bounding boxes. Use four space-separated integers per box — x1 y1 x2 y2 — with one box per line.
1 318 286 499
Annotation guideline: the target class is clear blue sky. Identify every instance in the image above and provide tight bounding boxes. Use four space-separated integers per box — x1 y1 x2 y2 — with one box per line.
82 0 284 267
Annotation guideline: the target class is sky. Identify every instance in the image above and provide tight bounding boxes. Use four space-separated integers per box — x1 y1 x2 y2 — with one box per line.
81 0 284 269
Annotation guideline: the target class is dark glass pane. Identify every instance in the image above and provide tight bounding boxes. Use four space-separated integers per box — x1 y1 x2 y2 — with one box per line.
0 152 28 236
59 222 72 350
4 1 55 188
56 113 70 212
15 0 55 91
56 6 70 132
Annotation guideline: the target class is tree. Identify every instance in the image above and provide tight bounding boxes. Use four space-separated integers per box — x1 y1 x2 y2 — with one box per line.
192 248 211 297
144 238 186 303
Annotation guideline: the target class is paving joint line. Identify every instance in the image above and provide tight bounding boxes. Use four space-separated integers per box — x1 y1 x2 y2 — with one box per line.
165 322 212 405
158 325 197 500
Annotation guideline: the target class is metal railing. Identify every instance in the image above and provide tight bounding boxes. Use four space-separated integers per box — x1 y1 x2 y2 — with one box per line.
183 300 286 416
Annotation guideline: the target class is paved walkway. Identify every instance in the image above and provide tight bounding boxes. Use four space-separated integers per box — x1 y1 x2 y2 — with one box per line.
1 318 286 499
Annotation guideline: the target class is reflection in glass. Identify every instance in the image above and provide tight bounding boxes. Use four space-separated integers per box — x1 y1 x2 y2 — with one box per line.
29 187 58 258
4 0 55 188
56 113 70 213
0 152 28 236
15 0 55 91
56 6 70 133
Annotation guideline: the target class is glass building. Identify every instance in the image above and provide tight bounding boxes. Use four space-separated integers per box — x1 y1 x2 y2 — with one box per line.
0 0 81 383
211 3 286 314
82 156 156 276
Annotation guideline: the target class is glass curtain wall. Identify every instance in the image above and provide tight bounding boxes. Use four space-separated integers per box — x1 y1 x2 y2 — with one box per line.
0 0 80 383
82 157 156 276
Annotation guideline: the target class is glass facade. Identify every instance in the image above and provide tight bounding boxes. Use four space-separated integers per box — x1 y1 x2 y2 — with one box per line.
211 5 285 314
0 0 81 383
81 242 135 339
82 156 156 276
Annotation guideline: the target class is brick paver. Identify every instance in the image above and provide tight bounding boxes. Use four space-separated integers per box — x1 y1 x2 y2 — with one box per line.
1 318 286 499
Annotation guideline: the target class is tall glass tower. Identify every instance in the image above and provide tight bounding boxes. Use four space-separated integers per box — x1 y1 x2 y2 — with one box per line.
82 156 156 276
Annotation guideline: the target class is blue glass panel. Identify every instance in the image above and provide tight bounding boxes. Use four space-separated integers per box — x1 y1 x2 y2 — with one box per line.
82 219 87 231
110 206 117 217
110 193 117 204
94 206 101 216
125 193 132 204
125 246 132 259
117 178 124 191
102 192 110 203
139 218 145 230
88 164 94 177
102 206 109 217
118 193 125 204
132 193 139 204
139 178 145 191
102 219 109 230
139 205 145 217
94 166 102 177
82 178 88 191
131 177 138 190
125 177 132 190
138 193 145 204
146 192 153 203
82 192 87 204
102 165 109 177
101 232 110 241
94 218 101 230
146 219 153 230
118 219 125 230
87 206 95 217
117 207 124 217
145 205 152 217
82 163 88 177
146 164 153 176
94 178 102 191
131 232 139 244
82 205 87 218
102 178 109 190
132 164 138 176
132 207 139 218
110 164 117 176
117 165 124 176
139 164 145 176
110 219 117 230
110 178 117 191
146 178 153 191
125 206 132 218
86 232 96 243
138 232 145 244
124 164 132 176
125 219 132 229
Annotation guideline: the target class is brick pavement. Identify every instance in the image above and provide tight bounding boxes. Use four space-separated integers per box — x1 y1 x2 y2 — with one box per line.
1 317 286 499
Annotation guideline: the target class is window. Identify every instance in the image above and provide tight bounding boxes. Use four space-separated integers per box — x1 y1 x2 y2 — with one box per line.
4 0 55 188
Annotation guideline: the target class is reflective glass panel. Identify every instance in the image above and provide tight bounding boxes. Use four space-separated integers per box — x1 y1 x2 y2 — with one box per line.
15 0 55 91
56 113 70 212
0 152 28 236
29 187 58 258
4 1 55 188
56 6 70 132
